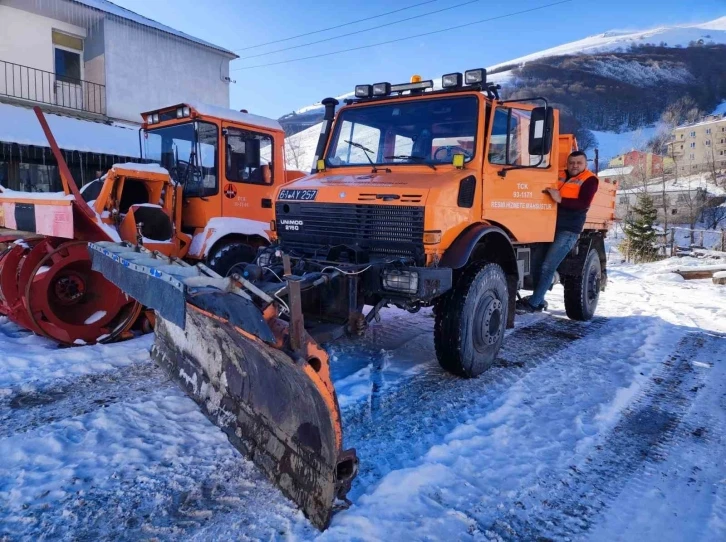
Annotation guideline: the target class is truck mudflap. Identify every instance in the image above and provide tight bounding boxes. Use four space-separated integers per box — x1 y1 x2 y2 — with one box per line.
88 242 358 530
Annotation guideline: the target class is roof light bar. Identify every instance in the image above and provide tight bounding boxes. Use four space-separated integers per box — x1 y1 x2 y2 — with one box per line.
355 84 372 98
390 79 434 93
372 82 391 97
464 68 486 85
442 72 463 88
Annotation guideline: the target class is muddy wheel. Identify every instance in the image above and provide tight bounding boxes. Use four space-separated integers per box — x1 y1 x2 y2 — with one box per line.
434 262 509 378
208 242 257 277
563 248 601 321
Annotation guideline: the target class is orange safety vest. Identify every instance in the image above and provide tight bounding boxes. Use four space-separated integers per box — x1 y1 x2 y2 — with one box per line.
557 169 596 199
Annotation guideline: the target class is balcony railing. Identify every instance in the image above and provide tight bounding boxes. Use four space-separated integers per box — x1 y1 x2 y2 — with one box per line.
0 59 105 116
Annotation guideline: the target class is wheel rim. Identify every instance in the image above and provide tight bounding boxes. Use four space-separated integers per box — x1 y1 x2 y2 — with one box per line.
586 268 600 304
473 295 503 351
53 271 87 304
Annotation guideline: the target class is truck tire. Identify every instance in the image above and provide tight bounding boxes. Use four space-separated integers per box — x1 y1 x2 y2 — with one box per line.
208 242 257 277
563 248 601 321
434 262 508 378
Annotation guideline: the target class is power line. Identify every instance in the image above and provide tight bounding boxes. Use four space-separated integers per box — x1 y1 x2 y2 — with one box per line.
238 0 482 61
233 0 439 52
232 0 572 71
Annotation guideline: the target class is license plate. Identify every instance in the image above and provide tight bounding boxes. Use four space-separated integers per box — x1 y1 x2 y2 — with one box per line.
278 189 318 201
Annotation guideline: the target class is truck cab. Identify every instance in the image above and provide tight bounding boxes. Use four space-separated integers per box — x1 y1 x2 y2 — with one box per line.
264 70 615 377
140 103 304 274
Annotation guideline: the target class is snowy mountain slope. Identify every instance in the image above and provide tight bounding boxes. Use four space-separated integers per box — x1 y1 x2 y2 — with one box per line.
488 16 726 71
283 16 725 123
280 16 726 167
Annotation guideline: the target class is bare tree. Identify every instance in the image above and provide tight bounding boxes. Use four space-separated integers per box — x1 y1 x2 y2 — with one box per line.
703 137 725 185
284 126 304 171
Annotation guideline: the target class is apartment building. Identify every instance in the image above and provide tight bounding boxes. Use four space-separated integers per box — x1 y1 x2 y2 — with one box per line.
0 0 237 192
669 114 726 174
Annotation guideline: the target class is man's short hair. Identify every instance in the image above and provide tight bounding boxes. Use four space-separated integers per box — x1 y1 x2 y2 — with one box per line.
569 150 588 160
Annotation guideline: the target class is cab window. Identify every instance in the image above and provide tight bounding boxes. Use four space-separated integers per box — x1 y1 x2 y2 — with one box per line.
326 96 478 167
226 128 274 185
144 121 218 198
488 107 549 168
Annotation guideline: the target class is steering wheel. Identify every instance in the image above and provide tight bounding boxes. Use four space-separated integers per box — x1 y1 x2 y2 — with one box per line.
169 160 203 186
433 146 472 161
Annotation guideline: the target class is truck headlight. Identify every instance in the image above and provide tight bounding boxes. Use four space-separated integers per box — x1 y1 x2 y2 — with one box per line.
382 270 419 294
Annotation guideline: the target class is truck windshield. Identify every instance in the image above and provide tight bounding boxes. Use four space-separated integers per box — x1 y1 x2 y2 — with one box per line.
326 96 478 168
143 121 218 198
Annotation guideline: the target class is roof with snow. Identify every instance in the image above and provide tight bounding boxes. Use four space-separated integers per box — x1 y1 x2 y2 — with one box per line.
618 173 725 196
673 114 726 131
599 166 635 178
187 102 283 132
71 0 238 58
0 102 140 157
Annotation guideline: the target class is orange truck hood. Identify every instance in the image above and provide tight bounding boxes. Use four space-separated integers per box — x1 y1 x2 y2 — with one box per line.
277 168 470 206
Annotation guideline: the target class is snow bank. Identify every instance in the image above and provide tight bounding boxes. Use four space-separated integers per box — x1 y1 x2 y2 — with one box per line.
0 326 152 389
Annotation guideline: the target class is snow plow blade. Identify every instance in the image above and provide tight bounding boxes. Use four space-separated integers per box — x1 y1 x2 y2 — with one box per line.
88 242 358 529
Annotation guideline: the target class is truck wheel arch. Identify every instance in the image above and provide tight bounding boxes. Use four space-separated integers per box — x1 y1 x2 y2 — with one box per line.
207 233 268 263
440 224 518 275
440 224 519 328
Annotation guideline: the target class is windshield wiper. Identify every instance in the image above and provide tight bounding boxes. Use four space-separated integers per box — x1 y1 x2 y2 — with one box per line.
344 140 389 173
385 155 436 171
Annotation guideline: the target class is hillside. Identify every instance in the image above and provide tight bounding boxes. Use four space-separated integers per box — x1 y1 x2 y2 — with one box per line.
280 16 726 170
504 44 726 132
487 16 726 70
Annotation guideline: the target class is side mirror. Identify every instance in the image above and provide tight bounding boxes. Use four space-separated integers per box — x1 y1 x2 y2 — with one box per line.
529 106 554 156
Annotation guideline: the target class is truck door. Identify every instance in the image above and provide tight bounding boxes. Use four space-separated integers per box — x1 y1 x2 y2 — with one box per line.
482 104 558 243
221 125 277 226
180 121 222 229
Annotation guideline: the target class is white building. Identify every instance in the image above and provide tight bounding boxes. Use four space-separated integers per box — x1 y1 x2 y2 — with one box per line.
0 0 238 192
615 173 725 224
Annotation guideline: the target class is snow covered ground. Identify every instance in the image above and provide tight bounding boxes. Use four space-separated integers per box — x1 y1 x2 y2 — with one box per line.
1 247 726 540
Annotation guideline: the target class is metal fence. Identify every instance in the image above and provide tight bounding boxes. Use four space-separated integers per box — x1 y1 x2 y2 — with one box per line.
0 59 106 115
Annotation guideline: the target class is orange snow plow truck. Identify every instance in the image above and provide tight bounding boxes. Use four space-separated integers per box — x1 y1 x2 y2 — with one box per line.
89 70 616 529
0 104 303 344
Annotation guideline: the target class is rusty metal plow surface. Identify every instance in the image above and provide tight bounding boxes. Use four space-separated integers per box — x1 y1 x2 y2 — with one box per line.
88 241 358 530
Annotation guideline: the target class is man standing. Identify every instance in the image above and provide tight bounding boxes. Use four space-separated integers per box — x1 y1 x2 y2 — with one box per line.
519 150 599 312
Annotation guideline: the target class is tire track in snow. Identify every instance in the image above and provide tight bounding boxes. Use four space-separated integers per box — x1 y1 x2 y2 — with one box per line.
586 332 726 542
338 315 612 501
0 388 315 542
321 313 686 540
484 331 723 540
0 361 172 439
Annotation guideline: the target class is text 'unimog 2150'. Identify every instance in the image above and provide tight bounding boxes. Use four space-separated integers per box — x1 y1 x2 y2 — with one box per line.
90 69 616 529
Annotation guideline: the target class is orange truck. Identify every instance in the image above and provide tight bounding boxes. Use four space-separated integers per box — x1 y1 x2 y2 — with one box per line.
89 70 616 529
266 71 616 375
0 103 302 344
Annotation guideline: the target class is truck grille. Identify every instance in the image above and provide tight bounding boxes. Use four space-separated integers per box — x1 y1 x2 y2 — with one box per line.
276 202 424 262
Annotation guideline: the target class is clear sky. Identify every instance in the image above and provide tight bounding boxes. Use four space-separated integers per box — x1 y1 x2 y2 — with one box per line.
112 0 725 119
